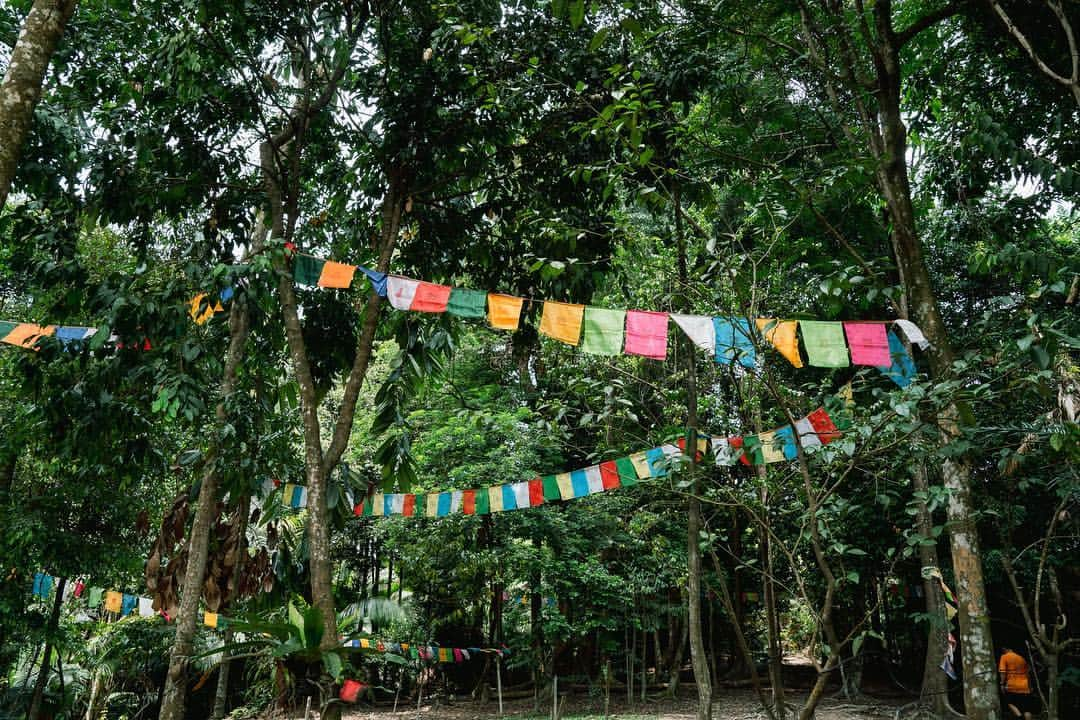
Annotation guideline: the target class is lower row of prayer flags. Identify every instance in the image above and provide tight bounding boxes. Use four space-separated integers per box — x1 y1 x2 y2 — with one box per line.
342 637 508 662
289 253 927 387
30 572 221 628
347 407 841 519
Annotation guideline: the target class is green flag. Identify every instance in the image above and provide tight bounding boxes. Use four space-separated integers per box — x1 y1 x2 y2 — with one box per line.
799 321 850 367
580 307 625 356
293 255 326 286
447 288 487 318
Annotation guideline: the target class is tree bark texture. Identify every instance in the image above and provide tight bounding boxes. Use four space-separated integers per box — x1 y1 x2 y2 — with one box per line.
798 3 1002 715
912 465 951 717
676 185 712 719
0 0 77 207
158 294 252 720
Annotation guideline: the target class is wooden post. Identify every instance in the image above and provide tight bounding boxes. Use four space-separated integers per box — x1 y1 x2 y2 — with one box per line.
496 653 504 716
552 674 558 720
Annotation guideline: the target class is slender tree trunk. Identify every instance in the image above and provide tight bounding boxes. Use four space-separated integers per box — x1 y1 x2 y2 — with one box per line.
759 483 786 720
0 0 77 207
28 577 65 720
872 12 1000 718
676 186 712 719
912 465 950 715
159 287 253 720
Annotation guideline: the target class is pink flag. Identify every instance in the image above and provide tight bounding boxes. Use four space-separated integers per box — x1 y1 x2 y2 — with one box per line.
843 322 890 366
624 310 668 360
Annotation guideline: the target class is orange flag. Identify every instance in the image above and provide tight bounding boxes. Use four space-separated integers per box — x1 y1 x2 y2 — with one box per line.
755 318 803 368
539 301 585 346
318 261 357 288
1 324 56 349
487 294 525 331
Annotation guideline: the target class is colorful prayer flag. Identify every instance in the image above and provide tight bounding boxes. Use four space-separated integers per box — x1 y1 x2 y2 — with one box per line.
387 277 420 310
539 301 585 346
793 416 822 449
512 481 531 508
879 330 917 388
55 326 96 347
894 319 930 350
360 267 388 296
628 452 651 479
645 447 668 477
501 484 517 511
487 294 525 330
426 493 440 517
447 288 487 318
412 282 452 313
570 469 589 498
585 465 604 494
773 425 798 460
138 597 155 617
580 307 625 356
488 485 504 513
755 319 803 368
806 408 840 443
555 472 574 500
436 492 452 517
714 318 756 367
799 321 849 367
599 461 621 490
615 456 639 486
463 489 476 515
318 261 358 288
843 322 890 366
671 314 716 353
104 591 123 613
204 611 219 628
293 255 326 286
475 487 491 515
542 475 561 502
624 310 668 360
711 437 735 466
529 478 545 506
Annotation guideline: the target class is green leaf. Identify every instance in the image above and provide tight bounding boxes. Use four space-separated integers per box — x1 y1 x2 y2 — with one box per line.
588 27 610 52
569 0 585 29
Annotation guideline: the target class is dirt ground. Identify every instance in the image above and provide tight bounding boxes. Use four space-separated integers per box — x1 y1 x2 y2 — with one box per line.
341 687 910 719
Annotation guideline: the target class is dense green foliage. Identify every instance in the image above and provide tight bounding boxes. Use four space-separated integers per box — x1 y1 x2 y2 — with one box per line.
0 0 1076 719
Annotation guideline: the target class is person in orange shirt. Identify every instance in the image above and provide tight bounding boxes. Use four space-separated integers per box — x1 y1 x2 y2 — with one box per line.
998 647 1035 719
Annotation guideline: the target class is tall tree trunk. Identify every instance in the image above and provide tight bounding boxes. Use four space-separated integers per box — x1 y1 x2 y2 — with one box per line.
912 465 950 716
871 10 1000 718
676 186 712 719
760 491 787 720
28 577 65 720
0 0 77 207
159 284 253 720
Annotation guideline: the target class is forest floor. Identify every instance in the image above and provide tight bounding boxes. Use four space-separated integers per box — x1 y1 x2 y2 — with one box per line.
340 687 911 719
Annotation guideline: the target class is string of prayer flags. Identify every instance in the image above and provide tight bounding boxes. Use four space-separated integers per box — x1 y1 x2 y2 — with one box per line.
29 571 233 628
281 252 930 388
342 638 508 662
539 301 585 346
581 307 625 356
355 406 842 521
